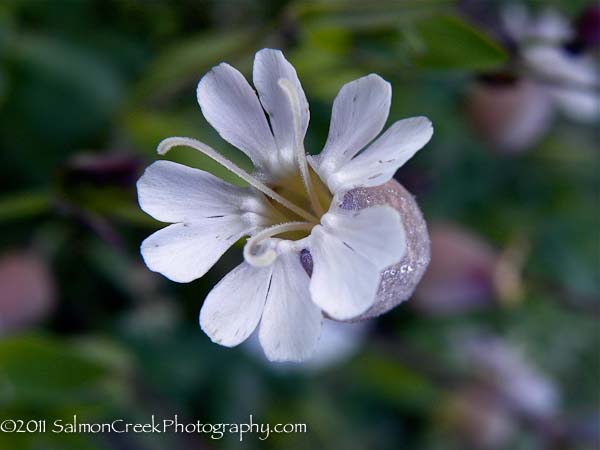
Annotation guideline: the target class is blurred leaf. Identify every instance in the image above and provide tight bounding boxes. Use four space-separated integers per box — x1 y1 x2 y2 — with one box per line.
0 191 51 222
73 336 134 377
293 0 453 30
306 26 352 53
7 33 122 124
84 240 146 297
109 203 159 228
0 335 113 407
61 184 148 226
0 68 7 107
121 109 200 151
350 352 440 410
132 28 259 103
289 46 363 100
10 34 119 101
123 109 253 186
410 14 507 69
295 390 366 450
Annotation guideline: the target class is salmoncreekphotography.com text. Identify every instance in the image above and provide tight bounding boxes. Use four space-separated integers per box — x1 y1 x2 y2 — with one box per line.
0 415 307 441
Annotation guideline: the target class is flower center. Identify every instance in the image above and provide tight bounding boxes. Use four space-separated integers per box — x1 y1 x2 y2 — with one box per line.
240 168 331 266
157 78 334 267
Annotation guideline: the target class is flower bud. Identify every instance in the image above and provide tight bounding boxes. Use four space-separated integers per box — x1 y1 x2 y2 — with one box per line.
63 152 143 188
413 223 525 315
339 179 431 320
0 251 56 333
299 180 430 321
414 223 497 315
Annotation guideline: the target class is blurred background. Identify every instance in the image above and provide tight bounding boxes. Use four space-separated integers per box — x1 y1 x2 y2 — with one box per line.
0 0 598 449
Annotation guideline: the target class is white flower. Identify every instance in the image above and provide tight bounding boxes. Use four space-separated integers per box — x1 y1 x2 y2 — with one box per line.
503 5 600 122
462 335 559 418
502 5 573 45
137 49 433 362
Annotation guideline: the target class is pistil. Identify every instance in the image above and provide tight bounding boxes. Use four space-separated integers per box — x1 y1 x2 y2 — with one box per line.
278 79 326 218
158 137 319 223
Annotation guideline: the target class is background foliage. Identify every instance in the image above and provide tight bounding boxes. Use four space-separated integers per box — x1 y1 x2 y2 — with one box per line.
0 1 598 449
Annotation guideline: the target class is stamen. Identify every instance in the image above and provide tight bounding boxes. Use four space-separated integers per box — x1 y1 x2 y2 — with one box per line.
278 79 325 217
243 221 313 267
158 137 319 223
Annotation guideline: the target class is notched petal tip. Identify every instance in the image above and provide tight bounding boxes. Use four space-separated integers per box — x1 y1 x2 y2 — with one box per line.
196 62 222 91
262 344 319 363
364 72 391 86
195 61 234 96
255 47 283 58
199 261 271 348
324 114 435 192
416 115 434 133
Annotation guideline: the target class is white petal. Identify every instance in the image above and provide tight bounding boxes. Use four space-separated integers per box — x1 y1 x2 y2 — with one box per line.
324 206 406 267
551 87 600 122
309 206 406 320
253 49 309 172
326 117 433 191
200 262 271 347
524 46 598 87
501 3 529 42
196 62 278 173
530 8 573 43
309 227 381 320
523 46 600 122
502 6 572 44
316 74 391 175
137 160 255 223
259 250 322 362
141 216 250 283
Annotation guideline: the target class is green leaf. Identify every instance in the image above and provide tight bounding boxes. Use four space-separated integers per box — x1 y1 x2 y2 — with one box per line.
411 14 507 70
122 109 253 186
0 191 51 222
289 46 364 100
0 335 112 407
8 33 122 121
350 352 440 410
293 0 453 30
132 28 259 103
